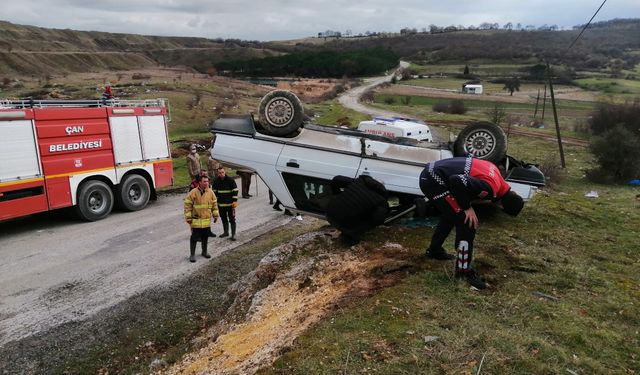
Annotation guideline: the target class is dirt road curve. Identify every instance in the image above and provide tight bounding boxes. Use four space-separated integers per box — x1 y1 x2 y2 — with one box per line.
0 177 291 348
338 63 588 147
338 61 410 119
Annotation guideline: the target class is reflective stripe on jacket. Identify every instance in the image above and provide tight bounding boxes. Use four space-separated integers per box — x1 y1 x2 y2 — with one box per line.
184 187 219 228
212 176 239 207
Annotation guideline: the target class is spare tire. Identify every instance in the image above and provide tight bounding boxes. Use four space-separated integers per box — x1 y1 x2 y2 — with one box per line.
258 90 304 136
454 121 507 163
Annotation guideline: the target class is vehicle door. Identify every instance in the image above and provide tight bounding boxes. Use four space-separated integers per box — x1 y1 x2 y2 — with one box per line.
276 130 362 215
358 139 453 196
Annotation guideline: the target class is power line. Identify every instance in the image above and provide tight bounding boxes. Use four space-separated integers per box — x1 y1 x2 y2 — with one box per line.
566 0 608 53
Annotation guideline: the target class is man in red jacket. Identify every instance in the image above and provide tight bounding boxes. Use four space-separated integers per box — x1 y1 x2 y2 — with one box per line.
420 156 524 289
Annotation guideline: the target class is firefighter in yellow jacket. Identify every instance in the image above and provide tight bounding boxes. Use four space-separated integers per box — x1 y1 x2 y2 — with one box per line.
184 175 219 262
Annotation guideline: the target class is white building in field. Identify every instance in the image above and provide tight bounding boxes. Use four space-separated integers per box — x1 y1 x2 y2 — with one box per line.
462 84 483 94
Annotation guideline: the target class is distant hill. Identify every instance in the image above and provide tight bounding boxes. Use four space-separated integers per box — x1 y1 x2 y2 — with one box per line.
269 18 640 72
1 18 638 77
0 21 279 76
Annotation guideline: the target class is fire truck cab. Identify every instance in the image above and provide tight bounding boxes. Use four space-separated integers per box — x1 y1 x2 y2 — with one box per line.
0 99 173 222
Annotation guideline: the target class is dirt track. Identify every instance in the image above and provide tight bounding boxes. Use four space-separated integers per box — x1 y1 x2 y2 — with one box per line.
384 83 597 103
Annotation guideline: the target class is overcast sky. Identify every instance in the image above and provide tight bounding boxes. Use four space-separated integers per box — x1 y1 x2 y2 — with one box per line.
1 0 637 41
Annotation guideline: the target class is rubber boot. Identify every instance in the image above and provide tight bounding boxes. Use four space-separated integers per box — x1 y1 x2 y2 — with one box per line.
219 222 229 238
229 222 237 241
189 240 197 263
201 239 211 259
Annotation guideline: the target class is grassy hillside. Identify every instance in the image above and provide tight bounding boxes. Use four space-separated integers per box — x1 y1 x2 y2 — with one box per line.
1 19 639 79
0 21 278 76
259 133 640 375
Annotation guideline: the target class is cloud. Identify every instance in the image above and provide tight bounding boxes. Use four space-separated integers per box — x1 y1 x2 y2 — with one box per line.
1 0 637 40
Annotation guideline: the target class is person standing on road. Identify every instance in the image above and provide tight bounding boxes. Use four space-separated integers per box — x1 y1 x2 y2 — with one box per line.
419 156 524 289
184 175 219 262
207 156 221 181
186 144 201 181
212 167 239 241
236 168 253 199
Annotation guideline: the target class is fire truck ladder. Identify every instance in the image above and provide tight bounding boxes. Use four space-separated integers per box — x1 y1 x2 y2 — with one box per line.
0 98 172 121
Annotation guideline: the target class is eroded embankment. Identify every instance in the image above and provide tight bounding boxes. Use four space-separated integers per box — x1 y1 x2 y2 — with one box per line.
162 231 416 375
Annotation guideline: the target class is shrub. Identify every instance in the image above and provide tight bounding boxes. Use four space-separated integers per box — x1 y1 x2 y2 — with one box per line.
589 100 640 136
400 96 411 105
432 102 449 113
537 154 566 188
587 100 640 182
360 89 375 102
449 100 467 114
485 104 507 125
432 100 467 114
588 124 640 182
383 97 396 105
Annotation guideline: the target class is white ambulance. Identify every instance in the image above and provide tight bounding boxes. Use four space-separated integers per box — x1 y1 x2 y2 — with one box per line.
357 117 433 142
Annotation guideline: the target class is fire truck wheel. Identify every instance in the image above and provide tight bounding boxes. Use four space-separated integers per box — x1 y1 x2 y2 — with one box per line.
258 90 305 136
76 180 114 221
116 174 151 211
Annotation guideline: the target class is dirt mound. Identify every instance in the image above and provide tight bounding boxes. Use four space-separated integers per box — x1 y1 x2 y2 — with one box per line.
162 231 415 375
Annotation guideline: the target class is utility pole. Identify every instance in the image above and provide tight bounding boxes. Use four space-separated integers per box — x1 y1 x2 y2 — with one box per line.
546 61 566 168
541 84 547 121
533 88 540 118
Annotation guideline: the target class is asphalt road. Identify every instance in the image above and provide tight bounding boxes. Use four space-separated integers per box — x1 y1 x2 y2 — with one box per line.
338 61 450 142
0 177 296 347
338 61 410 118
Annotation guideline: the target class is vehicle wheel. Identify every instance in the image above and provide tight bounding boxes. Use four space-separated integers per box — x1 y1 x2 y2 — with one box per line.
258 90 304 136
75 180 114 221
414 197 428 219
116 174 151 211
454 121 507 163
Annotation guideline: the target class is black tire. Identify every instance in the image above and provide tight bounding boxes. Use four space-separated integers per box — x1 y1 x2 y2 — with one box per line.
414 197 428 219
454 121 507 163
116 174 151 211
258 90 304 136
75 180 114 221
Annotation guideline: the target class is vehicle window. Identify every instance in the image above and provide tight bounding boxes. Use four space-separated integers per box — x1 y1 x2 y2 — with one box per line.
281 172 332 214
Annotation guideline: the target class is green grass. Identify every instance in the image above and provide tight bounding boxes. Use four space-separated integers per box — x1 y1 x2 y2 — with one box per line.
575 77 640 96
408 62 536 77
308 99 370 128
401 77 579 96
367 93 593 138
259 133 640 375
375 93 594 112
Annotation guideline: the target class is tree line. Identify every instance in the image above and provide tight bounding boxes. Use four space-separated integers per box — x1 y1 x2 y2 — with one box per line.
215 47 399 78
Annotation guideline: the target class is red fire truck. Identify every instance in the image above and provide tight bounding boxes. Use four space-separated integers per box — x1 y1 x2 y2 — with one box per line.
0 99 173 222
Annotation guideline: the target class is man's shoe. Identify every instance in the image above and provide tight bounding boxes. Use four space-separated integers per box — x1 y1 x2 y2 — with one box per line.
229 236 237 241
189 256 196 263
202 253 211 259
426 247 455 260
273 204 283 211
284 209 293 216
208 231 217 238
219 232 229 238
455 270 487 290
242 195 250 199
